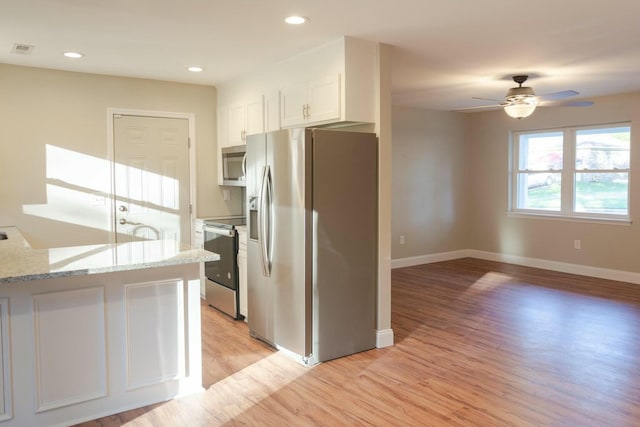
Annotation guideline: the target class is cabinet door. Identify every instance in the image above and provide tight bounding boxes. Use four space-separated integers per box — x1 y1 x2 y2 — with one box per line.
308 74 341 124
280 82 307 128
227 103 246 146
217 106 228 149
264 90 280 132
217 107 229 185
245 96 265 136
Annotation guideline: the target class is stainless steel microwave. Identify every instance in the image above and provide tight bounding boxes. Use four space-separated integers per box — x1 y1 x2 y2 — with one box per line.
221 144 246 186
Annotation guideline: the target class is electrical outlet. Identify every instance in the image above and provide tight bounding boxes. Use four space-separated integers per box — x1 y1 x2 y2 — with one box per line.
574 239 581 250
399 235 405 245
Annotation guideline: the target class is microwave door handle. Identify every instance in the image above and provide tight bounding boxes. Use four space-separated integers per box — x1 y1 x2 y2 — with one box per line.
242 152 247 177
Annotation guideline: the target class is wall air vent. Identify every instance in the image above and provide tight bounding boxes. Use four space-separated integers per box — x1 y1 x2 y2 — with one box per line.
11 43 35 55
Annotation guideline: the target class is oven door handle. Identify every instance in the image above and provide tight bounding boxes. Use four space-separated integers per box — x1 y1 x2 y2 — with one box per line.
203 225 236 237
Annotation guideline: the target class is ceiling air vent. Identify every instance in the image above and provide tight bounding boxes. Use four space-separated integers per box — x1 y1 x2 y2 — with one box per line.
11 43 35 55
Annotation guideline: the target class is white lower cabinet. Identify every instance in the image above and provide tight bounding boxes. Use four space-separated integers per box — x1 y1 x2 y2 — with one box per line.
237 226 248 321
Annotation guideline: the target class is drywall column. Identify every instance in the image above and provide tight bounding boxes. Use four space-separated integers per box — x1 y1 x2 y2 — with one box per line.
375 43 394 347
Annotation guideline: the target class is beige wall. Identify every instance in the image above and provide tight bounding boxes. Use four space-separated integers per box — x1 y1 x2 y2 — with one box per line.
392 106 469 258
393 91 640 274
0 64 238 248
466 91 640 273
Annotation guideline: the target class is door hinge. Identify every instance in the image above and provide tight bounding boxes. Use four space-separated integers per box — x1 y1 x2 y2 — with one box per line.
189 204 193 214
188 137 191 148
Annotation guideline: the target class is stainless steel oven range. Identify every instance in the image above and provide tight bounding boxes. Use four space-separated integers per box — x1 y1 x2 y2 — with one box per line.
203 216 246 319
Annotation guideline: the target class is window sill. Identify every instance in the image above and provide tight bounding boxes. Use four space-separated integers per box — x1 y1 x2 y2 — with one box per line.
505 211 632 226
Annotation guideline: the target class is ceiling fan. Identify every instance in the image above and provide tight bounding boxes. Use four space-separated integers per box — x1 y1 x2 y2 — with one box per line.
457 75 593 119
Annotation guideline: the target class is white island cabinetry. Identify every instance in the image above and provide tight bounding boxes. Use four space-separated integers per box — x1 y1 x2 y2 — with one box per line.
0 227 216 427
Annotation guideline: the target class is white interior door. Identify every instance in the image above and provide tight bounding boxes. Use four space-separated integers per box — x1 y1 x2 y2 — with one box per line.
113 115 190 245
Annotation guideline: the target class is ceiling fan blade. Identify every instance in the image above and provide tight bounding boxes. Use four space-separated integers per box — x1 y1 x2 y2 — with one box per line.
542 100 594 107
538 90 579 101
472 96 502 102
453 103 503 112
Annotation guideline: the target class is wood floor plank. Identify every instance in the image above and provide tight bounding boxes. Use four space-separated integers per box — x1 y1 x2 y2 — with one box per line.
76 258 640 426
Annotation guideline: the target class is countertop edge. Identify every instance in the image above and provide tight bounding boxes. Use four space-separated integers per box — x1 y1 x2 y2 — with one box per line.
0 227 218 284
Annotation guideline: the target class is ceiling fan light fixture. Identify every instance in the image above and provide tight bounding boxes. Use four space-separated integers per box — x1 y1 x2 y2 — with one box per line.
504 96 538 119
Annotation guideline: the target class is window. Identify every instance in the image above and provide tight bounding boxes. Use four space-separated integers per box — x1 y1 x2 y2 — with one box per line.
511 124 631 220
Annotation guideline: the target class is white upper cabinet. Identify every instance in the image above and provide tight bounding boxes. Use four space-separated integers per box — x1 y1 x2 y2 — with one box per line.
246 98 265 136
217 36 377 138
281 74 340 128
264 90 281 133
223 96 265 147
227 103 245 146
217 97 264 185
217 106 228 148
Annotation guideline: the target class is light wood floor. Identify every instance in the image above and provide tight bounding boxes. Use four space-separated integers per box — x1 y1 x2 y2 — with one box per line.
78 258 640 426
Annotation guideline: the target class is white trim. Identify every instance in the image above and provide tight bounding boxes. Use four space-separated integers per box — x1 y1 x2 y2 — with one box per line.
33 287 107 412
392 249 640 285
376 329 394 348
0 298 12 421
390 250 472 269
505 211 632 225
511 123 632 221
106 108 197 246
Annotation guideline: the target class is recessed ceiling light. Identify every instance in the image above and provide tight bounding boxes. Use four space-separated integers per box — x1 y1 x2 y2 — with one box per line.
187 66 204 73
63 51 84 59
285 15 308 25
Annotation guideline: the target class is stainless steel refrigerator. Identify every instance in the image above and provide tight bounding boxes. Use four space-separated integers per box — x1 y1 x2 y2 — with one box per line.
246 128 378 365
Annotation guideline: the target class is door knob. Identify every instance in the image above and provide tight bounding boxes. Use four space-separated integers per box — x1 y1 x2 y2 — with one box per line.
119 218 127 225
119 205 127 212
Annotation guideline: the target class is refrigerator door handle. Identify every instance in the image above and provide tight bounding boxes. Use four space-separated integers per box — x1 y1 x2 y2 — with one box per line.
265 165 273 272
259 165 272 277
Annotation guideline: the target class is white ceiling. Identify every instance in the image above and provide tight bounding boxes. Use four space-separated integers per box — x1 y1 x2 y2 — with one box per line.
3 0 640 111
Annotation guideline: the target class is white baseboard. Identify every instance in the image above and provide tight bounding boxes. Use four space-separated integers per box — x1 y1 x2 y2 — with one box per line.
390 250 472 269
376 329 394 348
392 249 640 285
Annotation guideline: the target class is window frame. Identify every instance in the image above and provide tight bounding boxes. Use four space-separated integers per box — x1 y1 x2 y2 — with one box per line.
509 122 632 223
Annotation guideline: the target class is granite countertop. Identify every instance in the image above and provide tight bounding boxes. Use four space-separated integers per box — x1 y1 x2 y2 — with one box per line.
0 226 218 284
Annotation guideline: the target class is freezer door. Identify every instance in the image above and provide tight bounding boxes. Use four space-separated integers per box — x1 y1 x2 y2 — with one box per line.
312 129 378 362
268 128 313 359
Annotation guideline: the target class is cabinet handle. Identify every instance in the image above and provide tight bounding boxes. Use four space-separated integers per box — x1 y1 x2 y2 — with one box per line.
306 104 310 118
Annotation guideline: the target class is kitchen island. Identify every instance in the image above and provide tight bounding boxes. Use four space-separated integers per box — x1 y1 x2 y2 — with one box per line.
0 227 216 427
